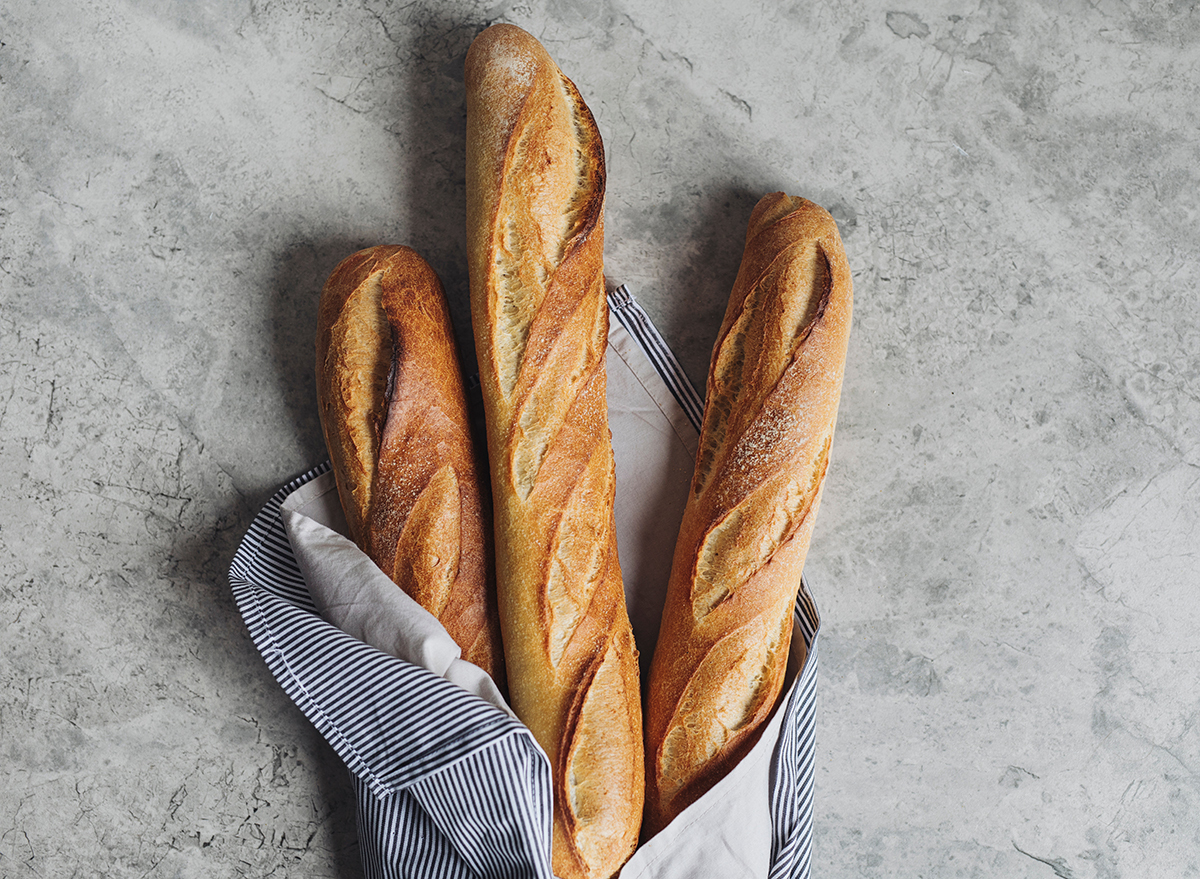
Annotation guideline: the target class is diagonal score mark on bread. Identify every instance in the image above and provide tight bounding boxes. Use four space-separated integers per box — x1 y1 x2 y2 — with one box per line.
694 234 833 498
322 265 392 544
658 593 795 807
387 464 462 620
562 620 641 867
542 388 616 667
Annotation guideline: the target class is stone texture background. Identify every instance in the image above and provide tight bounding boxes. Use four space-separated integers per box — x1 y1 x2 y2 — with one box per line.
2 1 1197 876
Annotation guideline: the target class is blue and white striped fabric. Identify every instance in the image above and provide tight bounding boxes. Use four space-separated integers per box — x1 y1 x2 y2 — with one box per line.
606 286 705 430
229 286 820 879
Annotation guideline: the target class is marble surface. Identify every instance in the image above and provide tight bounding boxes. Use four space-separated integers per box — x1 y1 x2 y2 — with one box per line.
3 1 1198 876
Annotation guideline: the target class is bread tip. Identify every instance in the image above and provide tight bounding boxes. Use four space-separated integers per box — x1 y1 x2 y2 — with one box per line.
464 22 549 85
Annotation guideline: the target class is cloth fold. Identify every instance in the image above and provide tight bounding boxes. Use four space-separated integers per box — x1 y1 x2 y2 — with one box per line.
229 286 820 878
281 480 512 714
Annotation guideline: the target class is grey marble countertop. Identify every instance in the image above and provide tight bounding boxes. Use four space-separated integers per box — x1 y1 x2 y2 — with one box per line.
3 2 1197 877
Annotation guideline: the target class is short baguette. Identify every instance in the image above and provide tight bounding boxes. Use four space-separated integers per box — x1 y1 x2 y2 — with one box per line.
465 24 642 879
315 245 504 682
644 193 853 835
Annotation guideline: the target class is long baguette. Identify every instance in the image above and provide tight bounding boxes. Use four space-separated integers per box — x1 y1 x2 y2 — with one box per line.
644 193 853 835
465 24 642 879
315 244 505 682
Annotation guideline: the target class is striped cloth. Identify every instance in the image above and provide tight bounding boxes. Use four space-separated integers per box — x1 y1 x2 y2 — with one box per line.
229 286 820 878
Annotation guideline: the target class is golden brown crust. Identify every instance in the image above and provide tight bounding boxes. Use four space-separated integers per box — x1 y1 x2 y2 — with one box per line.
643 193 853 836
465 24 642 879
315 245 505 684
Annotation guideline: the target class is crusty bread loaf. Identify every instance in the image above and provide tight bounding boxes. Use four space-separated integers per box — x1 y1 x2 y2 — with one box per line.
464 24 643 879
315 244 505 683
643 193 853 835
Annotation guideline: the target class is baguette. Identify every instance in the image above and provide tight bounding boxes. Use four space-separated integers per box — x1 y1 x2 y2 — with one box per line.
644 193 853 835
465 24 642 879
315 244 505 683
